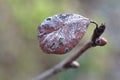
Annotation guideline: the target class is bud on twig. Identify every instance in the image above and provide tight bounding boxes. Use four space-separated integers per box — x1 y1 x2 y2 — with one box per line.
95 37 107 46
34 13 107 80
69 61 80 68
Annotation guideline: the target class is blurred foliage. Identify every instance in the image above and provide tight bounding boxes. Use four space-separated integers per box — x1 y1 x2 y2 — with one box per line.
0 0 120 80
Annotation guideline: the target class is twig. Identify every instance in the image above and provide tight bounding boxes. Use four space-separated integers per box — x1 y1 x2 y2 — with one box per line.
33 23 107 80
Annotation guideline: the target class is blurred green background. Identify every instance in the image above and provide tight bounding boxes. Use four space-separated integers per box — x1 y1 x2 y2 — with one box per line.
0 0 120 80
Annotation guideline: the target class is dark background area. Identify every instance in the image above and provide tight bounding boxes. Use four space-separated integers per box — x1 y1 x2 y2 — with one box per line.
0 0 120 80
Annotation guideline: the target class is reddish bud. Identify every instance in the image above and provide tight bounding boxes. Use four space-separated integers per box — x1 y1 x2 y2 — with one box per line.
95 37 107 46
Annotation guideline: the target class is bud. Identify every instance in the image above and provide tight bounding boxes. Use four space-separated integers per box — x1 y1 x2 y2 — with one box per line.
95 37 107 46
70 61 80 68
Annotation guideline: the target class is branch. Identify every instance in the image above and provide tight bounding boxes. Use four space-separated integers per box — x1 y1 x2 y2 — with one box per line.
33 23 107 80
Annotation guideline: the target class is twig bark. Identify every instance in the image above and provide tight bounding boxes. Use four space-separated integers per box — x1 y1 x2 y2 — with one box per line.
33 23 107 80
